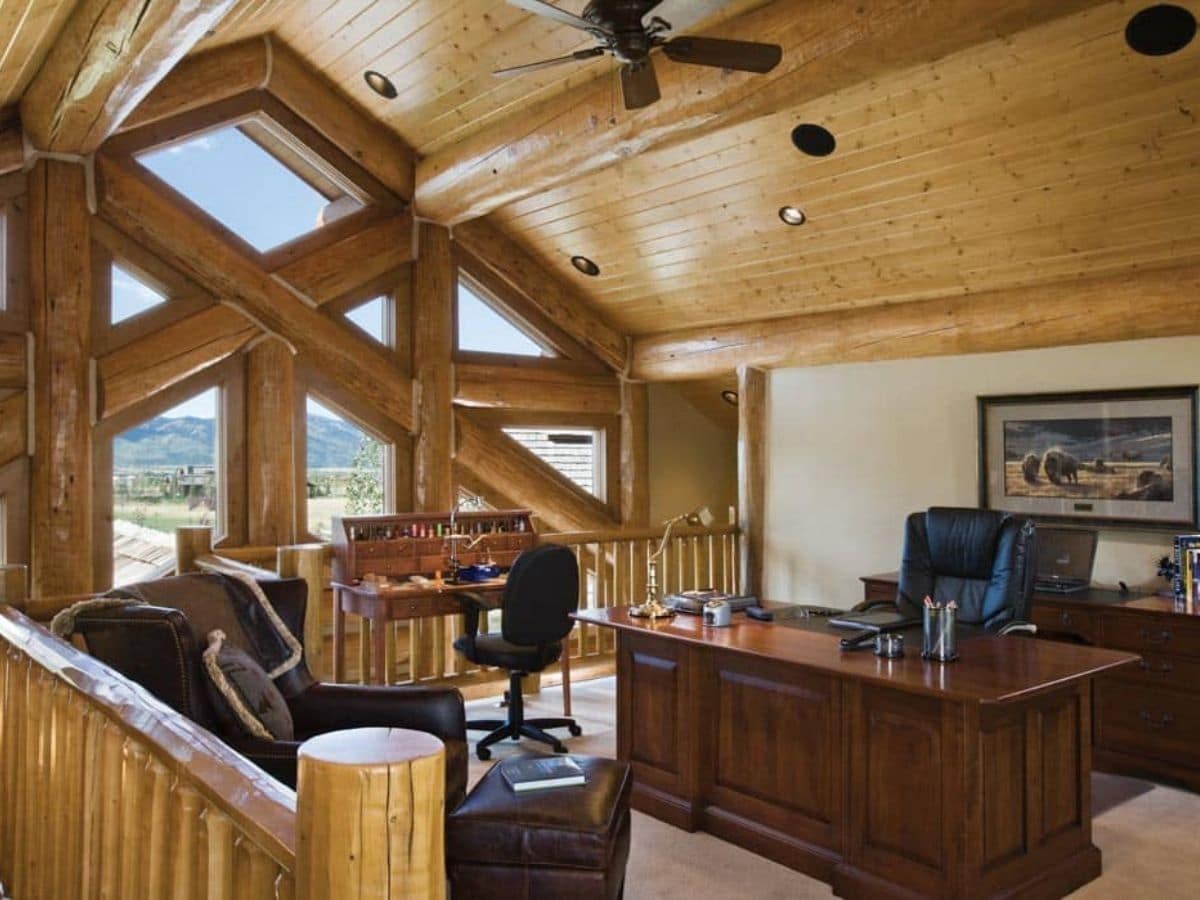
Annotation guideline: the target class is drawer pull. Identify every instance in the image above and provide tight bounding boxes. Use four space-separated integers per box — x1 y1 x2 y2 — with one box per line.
1060 612 1074 625
1140 711 1174 730
1137 659 1174 675
1138 627 1172 645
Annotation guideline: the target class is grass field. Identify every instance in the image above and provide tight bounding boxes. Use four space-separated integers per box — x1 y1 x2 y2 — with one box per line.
1004 460 1172 500
113 499 215 534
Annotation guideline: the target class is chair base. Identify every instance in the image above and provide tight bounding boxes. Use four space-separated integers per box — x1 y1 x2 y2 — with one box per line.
466 670 581 760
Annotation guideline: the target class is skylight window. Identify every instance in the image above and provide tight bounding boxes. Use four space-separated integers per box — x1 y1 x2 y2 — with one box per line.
111 263 168 323
457 277 550 357
345 296 389 345
137 123 363 253
503 427 602 498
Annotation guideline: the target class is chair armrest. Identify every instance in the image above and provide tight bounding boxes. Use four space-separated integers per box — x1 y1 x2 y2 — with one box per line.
289 682 467 744
997 621 1038 637
226 736 304 789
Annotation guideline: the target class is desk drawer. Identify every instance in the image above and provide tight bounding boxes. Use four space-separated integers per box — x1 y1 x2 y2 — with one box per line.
1095 681 1200 768
1030 603 1097 643
1101 612 1200 658
1104 651 1200 689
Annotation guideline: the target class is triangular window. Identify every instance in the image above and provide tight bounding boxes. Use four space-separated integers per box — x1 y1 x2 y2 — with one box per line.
457 276 551 357
345 295 389 346
137 121 365 253
111 263 168 323
503 427 602 498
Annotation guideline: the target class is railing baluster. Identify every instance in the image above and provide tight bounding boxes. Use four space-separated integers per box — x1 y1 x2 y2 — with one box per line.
594 541 607 656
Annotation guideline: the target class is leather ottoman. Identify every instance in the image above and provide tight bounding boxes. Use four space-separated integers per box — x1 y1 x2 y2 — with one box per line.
447 755 632 899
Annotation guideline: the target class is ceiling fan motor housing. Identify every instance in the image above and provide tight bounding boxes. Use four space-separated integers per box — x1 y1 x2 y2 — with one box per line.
584 0 663 64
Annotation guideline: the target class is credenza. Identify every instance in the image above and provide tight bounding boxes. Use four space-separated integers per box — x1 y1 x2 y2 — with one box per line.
861 573 1200 792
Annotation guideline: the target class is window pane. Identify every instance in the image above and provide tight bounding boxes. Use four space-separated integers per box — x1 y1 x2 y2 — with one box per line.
113 388 219 585
138 125 361 253
307 397 385 539
503 427 600 497
346 295 388 345
458 280 549 357
111 263 168 323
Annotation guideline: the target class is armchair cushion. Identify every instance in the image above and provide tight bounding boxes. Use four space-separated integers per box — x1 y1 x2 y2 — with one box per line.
201 630 294 741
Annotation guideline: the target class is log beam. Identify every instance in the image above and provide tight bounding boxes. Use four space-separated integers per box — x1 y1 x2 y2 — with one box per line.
453 218 626 372
455 411 619 534
0 109 22 177
619 380 649 527
96 155 414 431
415 0 1108 224
0 391 27 470
246 339 296 545
412 223 455 512
21 0 238 153
0 333 27 390
273 213 413 306
630 264 1200 380
96 305 257 420
28 160 93 597
454 364 620 415
737 366 766 600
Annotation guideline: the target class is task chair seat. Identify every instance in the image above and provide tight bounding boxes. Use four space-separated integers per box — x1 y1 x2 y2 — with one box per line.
455 543 582 760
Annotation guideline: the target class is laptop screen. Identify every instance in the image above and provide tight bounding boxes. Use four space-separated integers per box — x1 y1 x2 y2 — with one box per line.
1036 527 1098 583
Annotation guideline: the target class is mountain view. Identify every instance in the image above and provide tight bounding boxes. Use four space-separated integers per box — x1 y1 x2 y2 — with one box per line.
114 415 367 468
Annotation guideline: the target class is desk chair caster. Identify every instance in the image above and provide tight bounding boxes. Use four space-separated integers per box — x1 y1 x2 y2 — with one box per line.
468 671 583 760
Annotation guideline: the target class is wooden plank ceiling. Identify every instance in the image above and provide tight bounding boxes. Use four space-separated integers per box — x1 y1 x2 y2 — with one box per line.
200 0 767 157
490 0 1200 336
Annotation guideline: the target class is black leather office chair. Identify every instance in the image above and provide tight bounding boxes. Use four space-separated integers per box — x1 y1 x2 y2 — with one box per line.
453 543 582 760
868 507 1038 634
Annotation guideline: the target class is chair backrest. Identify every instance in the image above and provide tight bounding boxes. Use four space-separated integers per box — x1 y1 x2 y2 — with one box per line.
500 544 580 647
898 507 1038 631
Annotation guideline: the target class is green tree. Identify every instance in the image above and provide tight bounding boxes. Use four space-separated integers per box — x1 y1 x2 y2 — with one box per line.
346 437 384 515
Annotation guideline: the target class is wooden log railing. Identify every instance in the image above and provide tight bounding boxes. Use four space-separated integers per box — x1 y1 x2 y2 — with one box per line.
0 604 445 899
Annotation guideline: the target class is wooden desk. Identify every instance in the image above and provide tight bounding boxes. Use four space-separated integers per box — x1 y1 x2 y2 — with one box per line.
575 606 1136 899
862 572 1200 792
332 578 506 684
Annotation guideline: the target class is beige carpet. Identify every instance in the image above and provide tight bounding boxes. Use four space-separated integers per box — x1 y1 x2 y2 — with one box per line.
465 677 1200 899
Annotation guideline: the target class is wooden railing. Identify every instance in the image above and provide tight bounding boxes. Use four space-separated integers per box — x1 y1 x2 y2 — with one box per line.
0 605 446 899
0 604 297 899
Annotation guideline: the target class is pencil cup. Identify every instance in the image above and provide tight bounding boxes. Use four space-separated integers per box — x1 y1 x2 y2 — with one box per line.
922 606 958 662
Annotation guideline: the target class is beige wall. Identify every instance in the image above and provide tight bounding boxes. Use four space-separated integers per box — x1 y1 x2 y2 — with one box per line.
765 336 1193 609
648 384 737 526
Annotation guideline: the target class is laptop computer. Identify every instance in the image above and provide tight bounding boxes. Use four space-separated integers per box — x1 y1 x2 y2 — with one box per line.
1035 527 1098 594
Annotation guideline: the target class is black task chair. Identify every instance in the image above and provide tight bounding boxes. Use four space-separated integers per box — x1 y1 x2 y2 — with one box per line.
453 543 582 760
864 506 1038 634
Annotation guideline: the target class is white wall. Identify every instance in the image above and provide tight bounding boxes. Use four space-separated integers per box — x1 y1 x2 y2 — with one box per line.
648 384 737 526
765 336 1193 609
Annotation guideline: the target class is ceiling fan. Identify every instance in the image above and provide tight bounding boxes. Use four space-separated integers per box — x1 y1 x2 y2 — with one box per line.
496 0 783 110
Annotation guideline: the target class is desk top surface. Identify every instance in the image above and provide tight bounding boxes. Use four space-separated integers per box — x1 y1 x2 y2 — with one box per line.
574 606 1137 705
333 577 506 597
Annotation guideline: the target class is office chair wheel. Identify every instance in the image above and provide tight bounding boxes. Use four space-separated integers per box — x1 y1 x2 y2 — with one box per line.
568 723 583 737
476 746 491 761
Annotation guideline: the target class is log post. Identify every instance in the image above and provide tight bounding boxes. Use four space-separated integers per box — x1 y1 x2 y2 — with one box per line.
246 338 297 545
0 565 28 609
175 526 213 575
296 728 445 900
278 543 327 679
411 224 455 682
737 366 767 600
28 160 93 598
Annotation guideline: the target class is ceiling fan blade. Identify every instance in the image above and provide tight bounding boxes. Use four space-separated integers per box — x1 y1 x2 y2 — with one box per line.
507 0 612 36
662 36 783 73
620 58 661 110
494 46 606 78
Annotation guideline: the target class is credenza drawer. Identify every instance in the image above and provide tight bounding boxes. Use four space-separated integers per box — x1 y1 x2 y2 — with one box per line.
1030 603 1097 643
1101 612 1200 658
1095 681 1200 767
1103 651 1200 689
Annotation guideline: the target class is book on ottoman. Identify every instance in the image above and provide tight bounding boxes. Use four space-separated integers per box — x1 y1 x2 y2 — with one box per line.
502 756 586 792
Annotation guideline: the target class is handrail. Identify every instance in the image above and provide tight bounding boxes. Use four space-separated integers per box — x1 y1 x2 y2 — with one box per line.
195 552 281 581
539 523 739 545
0 605 296 894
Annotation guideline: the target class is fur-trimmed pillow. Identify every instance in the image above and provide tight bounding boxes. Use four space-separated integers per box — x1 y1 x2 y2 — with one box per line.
201 630 294 741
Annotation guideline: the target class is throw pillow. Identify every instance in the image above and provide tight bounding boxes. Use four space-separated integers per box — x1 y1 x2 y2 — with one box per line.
201 630 294 741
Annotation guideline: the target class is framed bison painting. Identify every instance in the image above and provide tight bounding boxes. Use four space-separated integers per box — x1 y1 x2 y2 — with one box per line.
978 386 1198 530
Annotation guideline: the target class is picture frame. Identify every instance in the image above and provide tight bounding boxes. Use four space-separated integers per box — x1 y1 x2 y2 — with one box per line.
978 386 1198 530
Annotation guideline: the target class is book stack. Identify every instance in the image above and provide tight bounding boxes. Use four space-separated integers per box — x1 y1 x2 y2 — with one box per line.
1173 534 1200 603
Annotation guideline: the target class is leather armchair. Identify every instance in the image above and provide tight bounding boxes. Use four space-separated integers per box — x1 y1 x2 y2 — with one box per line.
71 575 469 808
863 507 1038 634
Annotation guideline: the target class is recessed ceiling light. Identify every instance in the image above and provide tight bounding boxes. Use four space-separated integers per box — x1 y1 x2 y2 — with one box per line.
721 390 739 406
1125 5 1196 56
364 70 398 99
791 123 836 157
571 255 600 276
779 206 807 226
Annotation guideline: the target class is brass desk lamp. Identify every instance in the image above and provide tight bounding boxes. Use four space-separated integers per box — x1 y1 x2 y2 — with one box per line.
631 505 715 619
